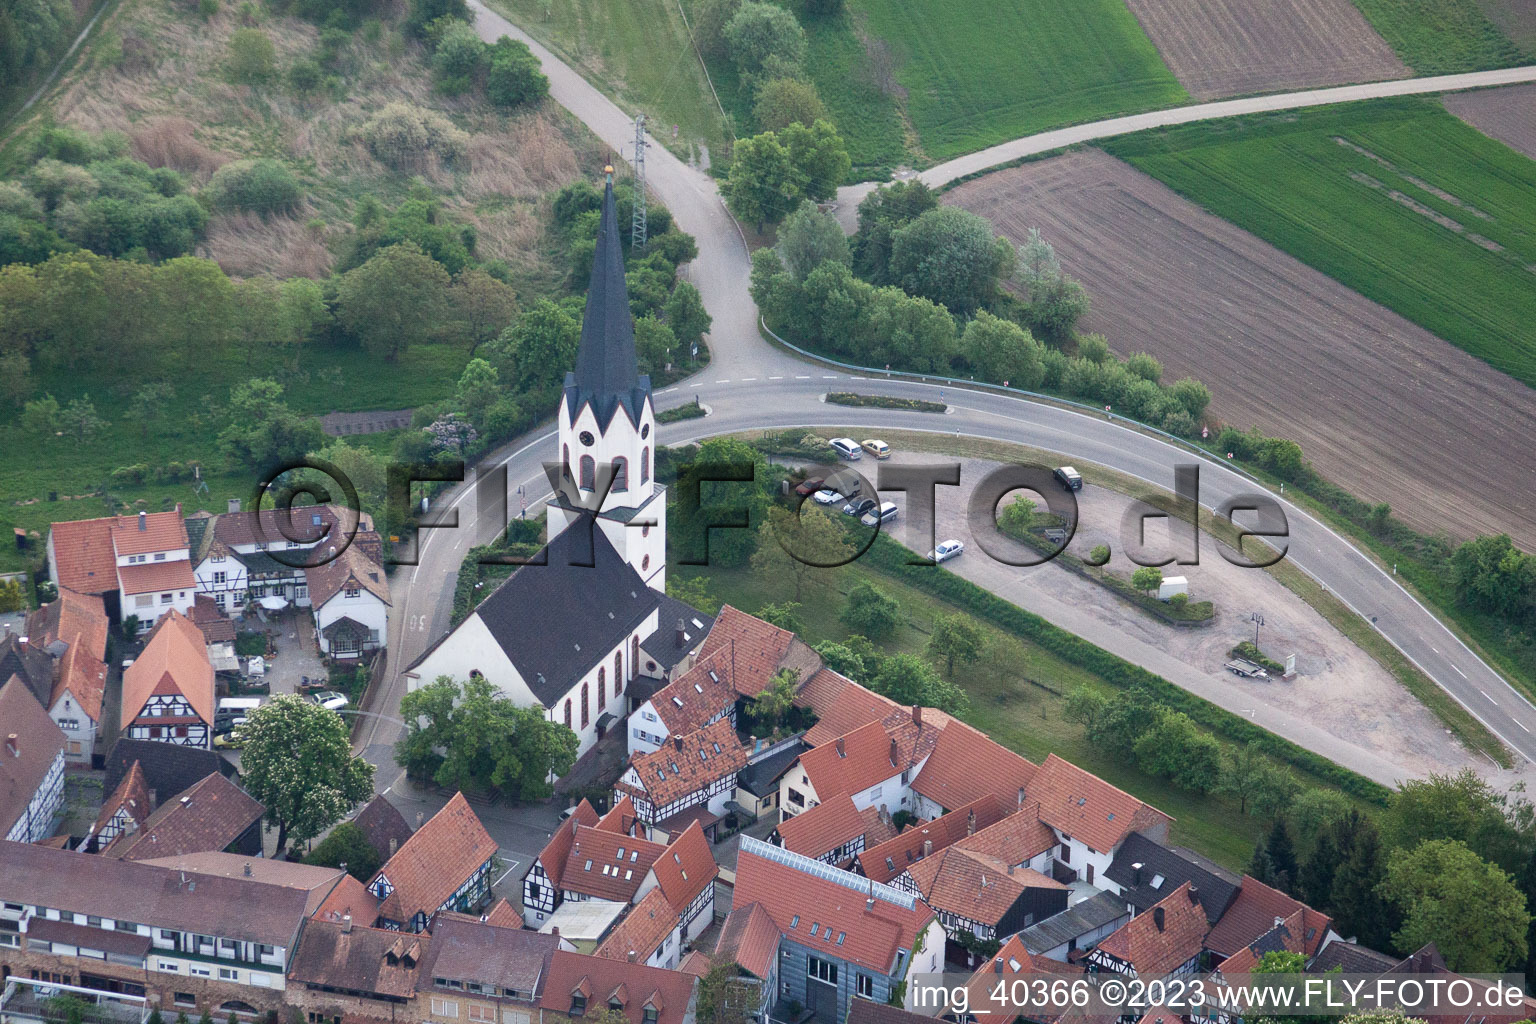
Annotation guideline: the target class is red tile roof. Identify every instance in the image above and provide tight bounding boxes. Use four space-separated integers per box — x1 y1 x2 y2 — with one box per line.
0 680 68 835
117 559 197 594
698 605 796 696
598 795 645 836
534 801 602 890
370 792 497 925
911 719 1038 812
483 899 524 929
122 610 215 727
960 935 1083 1023
213 505 364 553
955 802 1057 864
540 950 698 1024
289 918 427 999
91 760 151 845
1029 754 1171 855
189 595 237 644
1205 875 1331 959
797 720 911 803
1216 909 1308 975
678 950 712 978
649 820 718 914
906 848 1063 926
857 804 900 847
312 874 375 925
714 902 779 980
110 510 189 556
306 534 390 607
105 772 263 860
618 718 749 809
858 796 1009 883
649 645 738 736
1095 882 1209 976
53 639 107 723
799 669 899 748
560 824 665 902
47 518 117 595
26 587 108 662
596 887 678 962
774 792 866 861
734 842 935 975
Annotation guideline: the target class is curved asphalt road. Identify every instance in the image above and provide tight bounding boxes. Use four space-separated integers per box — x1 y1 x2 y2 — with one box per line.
359 6 1536 787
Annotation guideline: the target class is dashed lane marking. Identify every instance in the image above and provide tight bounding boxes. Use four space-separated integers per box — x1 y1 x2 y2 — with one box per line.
1453 665 1468 678
1482 689 1499 705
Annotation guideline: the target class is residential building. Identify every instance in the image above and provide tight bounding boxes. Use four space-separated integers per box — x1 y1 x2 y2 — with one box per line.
48 509 196 633
733 836 945 1020
952 934 1085 1024
1082 883 1207 978
10 588 111 763
909 720 1037 819
904 847 1069 963
99 772 264 860
121 610 216 749
103 739 236 807
855 796 1009 887
594 889 682 970
367 792 497 932
306 536 390 658
732 739 809 823
795 668 903 749
410 913 564 1024
1102 833 1241 925
635 821 717 945
1203 875 1332 962
190 503 370 613
779 709 941 822
1026 754 1173 889
349 793 416 864
0 632 53 708
615 718 749 839
0 681 67 842
286 916 426 1022
769 793 876 866
523 800 603 927
948 804 1060 879
1016 891 1131 962
88 760 152 852
49 638 108 763
538 949 698 1024
713 902 780 1022
0 840 338 1016
25 586 109 662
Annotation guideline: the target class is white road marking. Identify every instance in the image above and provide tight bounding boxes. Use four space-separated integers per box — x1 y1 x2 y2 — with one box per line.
740 377 757 381
491 860 522 888
715 379 731 383
1519 721 1531 733
1453 665 1468 678
1431 646 1438 653
1481 690 1499 705
661 386 677 393
822 375 838 379
769 375 784 379
796 375 811 379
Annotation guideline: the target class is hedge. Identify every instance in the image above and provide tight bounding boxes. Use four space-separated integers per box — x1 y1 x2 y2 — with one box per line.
825 392 946 413
860 532 1391 805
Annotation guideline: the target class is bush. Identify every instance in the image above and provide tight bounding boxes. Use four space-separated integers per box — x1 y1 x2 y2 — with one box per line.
405 0 469 37
825 392 945 412
205 159 302 216
432 22 486 94
287 57 323 94
486 36 548 108
841 580 899 640
355 102 469 169
225 28 277 84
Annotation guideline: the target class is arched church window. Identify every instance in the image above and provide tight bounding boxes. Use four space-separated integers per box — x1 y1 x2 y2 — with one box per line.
598 668 606 710
581 683 590 728
564 699 572 729
580 455 595 491
641 423 650 439
641 447 650 484
612 458 628 492
614 652 623 693
642 554 650 571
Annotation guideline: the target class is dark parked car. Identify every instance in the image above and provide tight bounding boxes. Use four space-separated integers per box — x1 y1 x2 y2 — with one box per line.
843 497 877 517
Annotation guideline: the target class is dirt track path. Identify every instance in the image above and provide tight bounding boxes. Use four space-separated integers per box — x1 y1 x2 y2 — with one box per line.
947 150 1536 551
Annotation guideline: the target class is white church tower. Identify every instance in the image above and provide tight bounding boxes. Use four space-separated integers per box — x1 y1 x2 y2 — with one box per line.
546 167 667 591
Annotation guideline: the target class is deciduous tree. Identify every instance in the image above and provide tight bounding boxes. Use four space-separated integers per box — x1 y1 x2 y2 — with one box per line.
751 505 854 601
962 311 1044 389
240 694 375 852
304 821 381 881
723 132 797 232
334 242 450 362
1380 838 1529 971
753 77 826 133
926 613 983 677
841 579 899 640
889 206 1014 314
872 653 967 714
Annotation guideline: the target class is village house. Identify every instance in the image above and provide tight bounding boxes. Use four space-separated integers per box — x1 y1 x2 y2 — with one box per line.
904 846 1069 965
367 793 497 933
1203 875 1333 963
305 536 390 658
409 912 566 1024
102 738 236 808
48 508 196 634
909 720 1038 820
1082 882 1208 979
778 709 941 822
1026 755 1173 889
523 799 604 928
1016 891 1131 963
769 792 898 867
121 610 216 749
287 913 428 1023
733 836 945 1022
712 902 781 1022
1102 832 1241 925
100 772 264 860
24 587 111 763
0 680 67 842
594 888 682 970
0 840 348 1017
87 760 152 852
615 717 749 841
952 934 1088 1024
853 796 1011 887
538 948 699 1024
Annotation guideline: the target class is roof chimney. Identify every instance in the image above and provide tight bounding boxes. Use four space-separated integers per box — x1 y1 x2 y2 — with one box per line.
674 736 684 751
243 862 253 876
888 737 898 767
1188 886 1199 906
416 812 424 828
966 809 976 836
390 837 398 857
676 618 685 648
138 510 147 531
228 498 241 514
993 958 1003 975
5 734 16 758
912 705 922 728
627 951 637 963
1132 862 1143 885
922 840 932 858
342 914 352 933
1153 907 1165 932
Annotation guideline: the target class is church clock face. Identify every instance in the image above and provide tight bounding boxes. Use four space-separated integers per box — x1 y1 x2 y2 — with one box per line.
579 431 595 446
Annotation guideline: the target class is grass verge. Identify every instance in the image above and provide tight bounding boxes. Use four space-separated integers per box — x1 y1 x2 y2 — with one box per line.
1105 98 1536 389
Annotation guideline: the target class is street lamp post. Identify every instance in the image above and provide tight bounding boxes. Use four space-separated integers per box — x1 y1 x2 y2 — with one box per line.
1251 611 1265 649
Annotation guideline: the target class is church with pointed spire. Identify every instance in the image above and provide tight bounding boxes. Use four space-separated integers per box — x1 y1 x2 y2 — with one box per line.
401 170 712 765
547 166 667 591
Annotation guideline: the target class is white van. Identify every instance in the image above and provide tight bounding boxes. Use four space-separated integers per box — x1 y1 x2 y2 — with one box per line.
215 697 262 730
830 437 862 460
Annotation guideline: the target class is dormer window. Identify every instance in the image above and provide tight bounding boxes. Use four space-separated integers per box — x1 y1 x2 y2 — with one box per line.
643 1007 657 1024
571 994 587 1015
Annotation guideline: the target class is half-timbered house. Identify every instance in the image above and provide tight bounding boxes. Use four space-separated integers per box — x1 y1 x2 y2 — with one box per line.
120 610 215 749
1082 882 1207 979
615 717 748 839
367 793 496 932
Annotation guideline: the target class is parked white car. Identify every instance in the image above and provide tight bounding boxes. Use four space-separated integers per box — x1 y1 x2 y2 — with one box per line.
929 539 964 562
310 690 348 711
813 488 845 506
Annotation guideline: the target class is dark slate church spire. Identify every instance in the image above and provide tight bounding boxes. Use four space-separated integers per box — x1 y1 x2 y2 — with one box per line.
565 165 650 428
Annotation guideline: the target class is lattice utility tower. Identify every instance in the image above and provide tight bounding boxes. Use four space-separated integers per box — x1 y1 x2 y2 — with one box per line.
631 114 647 251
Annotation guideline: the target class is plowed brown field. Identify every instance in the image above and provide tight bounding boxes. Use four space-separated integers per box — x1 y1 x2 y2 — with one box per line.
1123 0 1408 100
1445 84 1536 159
947 149 1536 550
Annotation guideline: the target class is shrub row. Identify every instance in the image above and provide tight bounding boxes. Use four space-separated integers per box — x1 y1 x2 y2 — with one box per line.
859 532 1391 805
109 461 203 485
656 400 707 424
825 392 946 412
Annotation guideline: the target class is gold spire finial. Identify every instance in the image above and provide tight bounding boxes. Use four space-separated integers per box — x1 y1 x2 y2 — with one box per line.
603 163 614 182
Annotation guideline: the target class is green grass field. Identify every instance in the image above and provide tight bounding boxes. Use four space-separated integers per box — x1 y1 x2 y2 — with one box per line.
673 553 1373 869
850 0 1187 163
487 0 730 162
800 10 908 175
1105 98 1536 390
1349 0 1528 73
